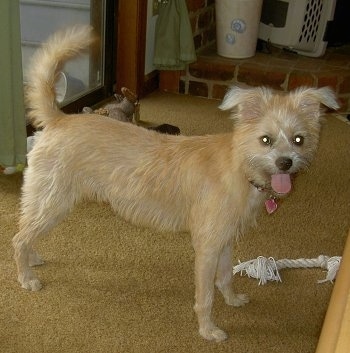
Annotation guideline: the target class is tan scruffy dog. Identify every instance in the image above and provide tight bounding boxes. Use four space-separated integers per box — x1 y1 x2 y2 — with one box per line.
13 26 339 342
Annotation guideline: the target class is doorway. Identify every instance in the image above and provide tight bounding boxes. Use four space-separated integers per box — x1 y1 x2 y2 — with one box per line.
19 0 115 113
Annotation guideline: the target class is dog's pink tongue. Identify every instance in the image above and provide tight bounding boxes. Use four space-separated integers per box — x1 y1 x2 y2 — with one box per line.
271 174 292 194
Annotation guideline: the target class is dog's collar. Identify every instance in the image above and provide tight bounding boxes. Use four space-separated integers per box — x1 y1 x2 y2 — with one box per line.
249 180 269 193
249 180 278 214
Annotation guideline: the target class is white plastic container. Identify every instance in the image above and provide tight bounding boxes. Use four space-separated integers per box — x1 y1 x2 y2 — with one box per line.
215 0 263 58
258 0 336 57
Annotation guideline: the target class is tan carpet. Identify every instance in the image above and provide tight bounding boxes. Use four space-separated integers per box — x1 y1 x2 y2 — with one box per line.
1 91 349 353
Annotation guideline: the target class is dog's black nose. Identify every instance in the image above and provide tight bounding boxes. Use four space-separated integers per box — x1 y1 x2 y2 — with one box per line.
276 157 293 171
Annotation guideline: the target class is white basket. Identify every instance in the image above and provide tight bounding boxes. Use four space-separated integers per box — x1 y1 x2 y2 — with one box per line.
258 0 336 57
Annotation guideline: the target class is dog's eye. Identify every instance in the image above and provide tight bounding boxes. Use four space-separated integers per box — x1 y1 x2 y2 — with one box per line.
261 135 272 146
293 135 304 146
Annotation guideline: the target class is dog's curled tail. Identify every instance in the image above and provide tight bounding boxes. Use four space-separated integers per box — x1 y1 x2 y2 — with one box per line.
26 25 95 128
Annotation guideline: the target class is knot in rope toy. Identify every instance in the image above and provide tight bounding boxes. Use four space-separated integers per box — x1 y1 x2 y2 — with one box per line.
232 255 342 285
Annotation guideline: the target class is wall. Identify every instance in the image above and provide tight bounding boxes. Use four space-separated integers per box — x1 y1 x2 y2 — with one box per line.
187 0 216 52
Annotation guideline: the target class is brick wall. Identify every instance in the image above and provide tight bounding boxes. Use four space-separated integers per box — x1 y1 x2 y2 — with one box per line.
186 0 216 52
159 1 350 112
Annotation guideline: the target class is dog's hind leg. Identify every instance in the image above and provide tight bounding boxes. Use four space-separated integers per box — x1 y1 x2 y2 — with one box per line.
13 228 45 291
13 179 76 291
215 242 249 307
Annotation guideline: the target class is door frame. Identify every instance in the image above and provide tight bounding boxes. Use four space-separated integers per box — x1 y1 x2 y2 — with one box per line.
63 0 116 113
115 1 157 98
65 0 152 113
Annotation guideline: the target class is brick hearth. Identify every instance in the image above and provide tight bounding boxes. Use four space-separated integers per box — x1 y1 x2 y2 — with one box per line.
159 43 350 113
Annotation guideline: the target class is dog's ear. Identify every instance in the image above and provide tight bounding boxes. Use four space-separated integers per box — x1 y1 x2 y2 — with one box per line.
291 86 340 111
219 86 273 120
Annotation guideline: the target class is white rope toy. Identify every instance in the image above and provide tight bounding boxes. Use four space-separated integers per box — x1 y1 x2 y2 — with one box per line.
232 255 342 285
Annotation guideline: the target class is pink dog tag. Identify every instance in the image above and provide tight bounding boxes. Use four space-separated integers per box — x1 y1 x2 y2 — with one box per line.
265 198 278 214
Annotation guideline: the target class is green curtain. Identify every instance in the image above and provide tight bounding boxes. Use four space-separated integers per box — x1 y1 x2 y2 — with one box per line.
0 0 27 174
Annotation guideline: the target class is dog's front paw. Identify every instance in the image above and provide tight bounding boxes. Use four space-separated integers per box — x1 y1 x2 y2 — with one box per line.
19 276 42 291
226 293 249 307
199 325 228 342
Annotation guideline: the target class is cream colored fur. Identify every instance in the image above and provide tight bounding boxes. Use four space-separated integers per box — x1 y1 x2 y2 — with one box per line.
13 25 339 342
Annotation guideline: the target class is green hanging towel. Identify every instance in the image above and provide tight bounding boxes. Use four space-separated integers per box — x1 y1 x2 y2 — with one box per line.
154 0 197 70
